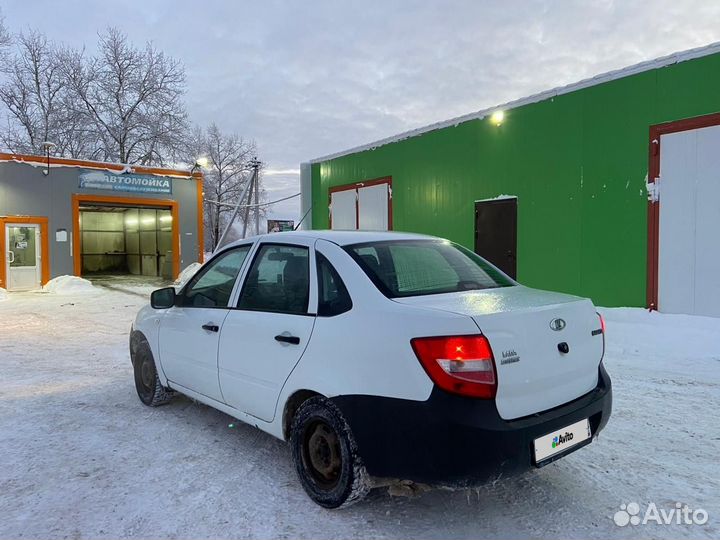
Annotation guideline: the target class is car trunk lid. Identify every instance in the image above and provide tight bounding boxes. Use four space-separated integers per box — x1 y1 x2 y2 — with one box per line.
395 286 604 420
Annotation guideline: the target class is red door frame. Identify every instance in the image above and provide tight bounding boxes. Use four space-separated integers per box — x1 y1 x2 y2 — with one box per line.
647 111 720 309
328 177 393 230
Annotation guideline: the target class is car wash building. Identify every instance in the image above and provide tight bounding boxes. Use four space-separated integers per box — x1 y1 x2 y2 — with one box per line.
300 43 720 317
0 153 204 291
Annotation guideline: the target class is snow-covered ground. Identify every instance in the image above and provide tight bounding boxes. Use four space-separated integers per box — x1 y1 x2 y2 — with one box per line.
0 286 718 539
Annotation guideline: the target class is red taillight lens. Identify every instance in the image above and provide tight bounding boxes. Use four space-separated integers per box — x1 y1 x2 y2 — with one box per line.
410 335 497 399
596 311 606 361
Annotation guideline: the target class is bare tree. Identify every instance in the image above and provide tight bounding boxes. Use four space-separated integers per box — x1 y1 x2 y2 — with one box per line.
0 9 10 52
63 28 188 165
0 31 81 154
0 21 264 253
193 123 258 251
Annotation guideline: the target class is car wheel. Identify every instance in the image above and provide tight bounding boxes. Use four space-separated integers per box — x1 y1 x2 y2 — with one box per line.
132 340 173 407
290 396 371 508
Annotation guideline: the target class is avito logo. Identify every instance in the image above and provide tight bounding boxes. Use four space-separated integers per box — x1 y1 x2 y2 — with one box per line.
552 432 574 449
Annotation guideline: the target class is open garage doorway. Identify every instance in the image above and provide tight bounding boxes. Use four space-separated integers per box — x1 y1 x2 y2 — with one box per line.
72 195 180 282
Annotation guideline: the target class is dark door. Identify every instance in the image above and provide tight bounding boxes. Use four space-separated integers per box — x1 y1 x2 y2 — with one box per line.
474 198 517 279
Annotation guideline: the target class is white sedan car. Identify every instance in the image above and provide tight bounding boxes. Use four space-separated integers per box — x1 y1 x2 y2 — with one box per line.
130 231 612 508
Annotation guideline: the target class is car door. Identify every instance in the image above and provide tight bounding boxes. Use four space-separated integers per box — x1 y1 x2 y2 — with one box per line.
218 239 317 422
159 244 253 401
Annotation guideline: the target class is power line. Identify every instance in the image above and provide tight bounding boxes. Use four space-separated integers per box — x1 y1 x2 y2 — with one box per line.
205 192 301 209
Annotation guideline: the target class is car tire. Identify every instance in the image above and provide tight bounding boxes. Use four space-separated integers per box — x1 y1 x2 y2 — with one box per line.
132 340 173 407
290 396 371 509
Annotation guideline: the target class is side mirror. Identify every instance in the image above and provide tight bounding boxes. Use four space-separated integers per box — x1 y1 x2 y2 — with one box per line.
151 287 176 309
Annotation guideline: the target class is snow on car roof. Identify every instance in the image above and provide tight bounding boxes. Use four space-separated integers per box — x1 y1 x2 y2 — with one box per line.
227 230 439 247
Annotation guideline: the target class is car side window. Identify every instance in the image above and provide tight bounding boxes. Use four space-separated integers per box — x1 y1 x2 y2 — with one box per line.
317 253 352 317
180 246 251 308
237 244 310 315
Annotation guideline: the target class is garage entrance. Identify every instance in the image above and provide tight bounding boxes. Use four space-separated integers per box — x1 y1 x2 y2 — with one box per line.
72 195 179 280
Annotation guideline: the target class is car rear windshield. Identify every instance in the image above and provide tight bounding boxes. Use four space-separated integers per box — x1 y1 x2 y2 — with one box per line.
344 240 515 298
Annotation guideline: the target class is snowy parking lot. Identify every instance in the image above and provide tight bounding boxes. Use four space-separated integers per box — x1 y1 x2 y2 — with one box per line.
1 284 718 539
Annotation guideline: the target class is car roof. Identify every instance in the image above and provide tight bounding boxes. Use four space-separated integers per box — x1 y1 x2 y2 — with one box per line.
225 230 440 248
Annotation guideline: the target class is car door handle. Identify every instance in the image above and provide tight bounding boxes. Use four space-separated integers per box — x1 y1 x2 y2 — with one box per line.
202 323 220 332
275 334 300 345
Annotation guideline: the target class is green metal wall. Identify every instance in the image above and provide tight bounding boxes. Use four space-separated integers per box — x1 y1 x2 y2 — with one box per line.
311 52 720 307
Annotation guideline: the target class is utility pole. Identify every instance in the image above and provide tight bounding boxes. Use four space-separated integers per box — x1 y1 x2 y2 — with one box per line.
241 175 252 239
215 158 261 252
241 158 261 239
254 159 260 235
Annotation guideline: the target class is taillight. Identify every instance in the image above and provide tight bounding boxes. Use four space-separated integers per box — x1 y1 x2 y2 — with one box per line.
597 312 606 361
410 335 497 399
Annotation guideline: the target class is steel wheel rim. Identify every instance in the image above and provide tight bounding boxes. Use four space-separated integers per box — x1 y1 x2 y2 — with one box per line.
136 356 154 397
302 419 342 490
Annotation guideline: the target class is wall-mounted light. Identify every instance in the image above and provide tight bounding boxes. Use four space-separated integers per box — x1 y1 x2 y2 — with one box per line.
190 156 209 174
195 156 209 168
41 141 56 176
490 110 505 126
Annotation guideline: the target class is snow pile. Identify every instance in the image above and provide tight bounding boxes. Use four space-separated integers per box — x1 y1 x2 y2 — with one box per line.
41 275 96 295
174 262 202 288
0 287 8 302
600 306 720 370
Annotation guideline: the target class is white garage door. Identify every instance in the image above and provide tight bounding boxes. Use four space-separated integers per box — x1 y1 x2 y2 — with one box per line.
330 181 391 231
357 183 389 231
330 189 357 230
658 124 720 317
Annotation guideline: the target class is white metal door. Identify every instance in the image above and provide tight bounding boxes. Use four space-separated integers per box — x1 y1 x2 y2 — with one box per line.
5 224 41 291
358 184 389 230
330 189 357 230
658 125 720 316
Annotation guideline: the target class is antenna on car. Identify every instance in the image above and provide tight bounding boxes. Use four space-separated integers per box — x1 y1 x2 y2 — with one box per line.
294 206 312 230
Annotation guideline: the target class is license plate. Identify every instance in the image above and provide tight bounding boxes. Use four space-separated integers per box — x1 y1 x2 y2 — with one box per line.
534 418 591 463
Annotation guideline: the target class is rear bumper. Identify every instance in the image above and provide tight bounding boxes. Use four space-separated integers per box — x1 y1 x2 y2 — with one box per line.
331 364 612 486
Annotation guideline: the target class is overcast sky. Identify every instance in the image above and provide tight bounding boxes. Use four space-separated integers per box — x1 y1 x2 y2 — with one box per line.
3 0 720 221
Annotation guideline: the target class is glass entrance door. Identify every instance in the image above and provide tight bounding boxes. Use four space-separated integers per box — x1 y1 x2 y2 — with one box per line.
5 224 42 290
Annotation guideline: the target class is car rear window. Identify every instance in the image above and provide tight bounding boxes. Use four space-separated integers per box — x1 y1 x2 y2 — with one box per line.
345 240 515 298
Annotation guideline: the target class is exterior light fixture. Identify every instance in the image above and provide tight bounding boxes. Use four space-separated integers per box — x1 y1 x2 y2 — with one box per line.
189 156 209 175
490 110 505 126
195 156 209 168
41 141 56 176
